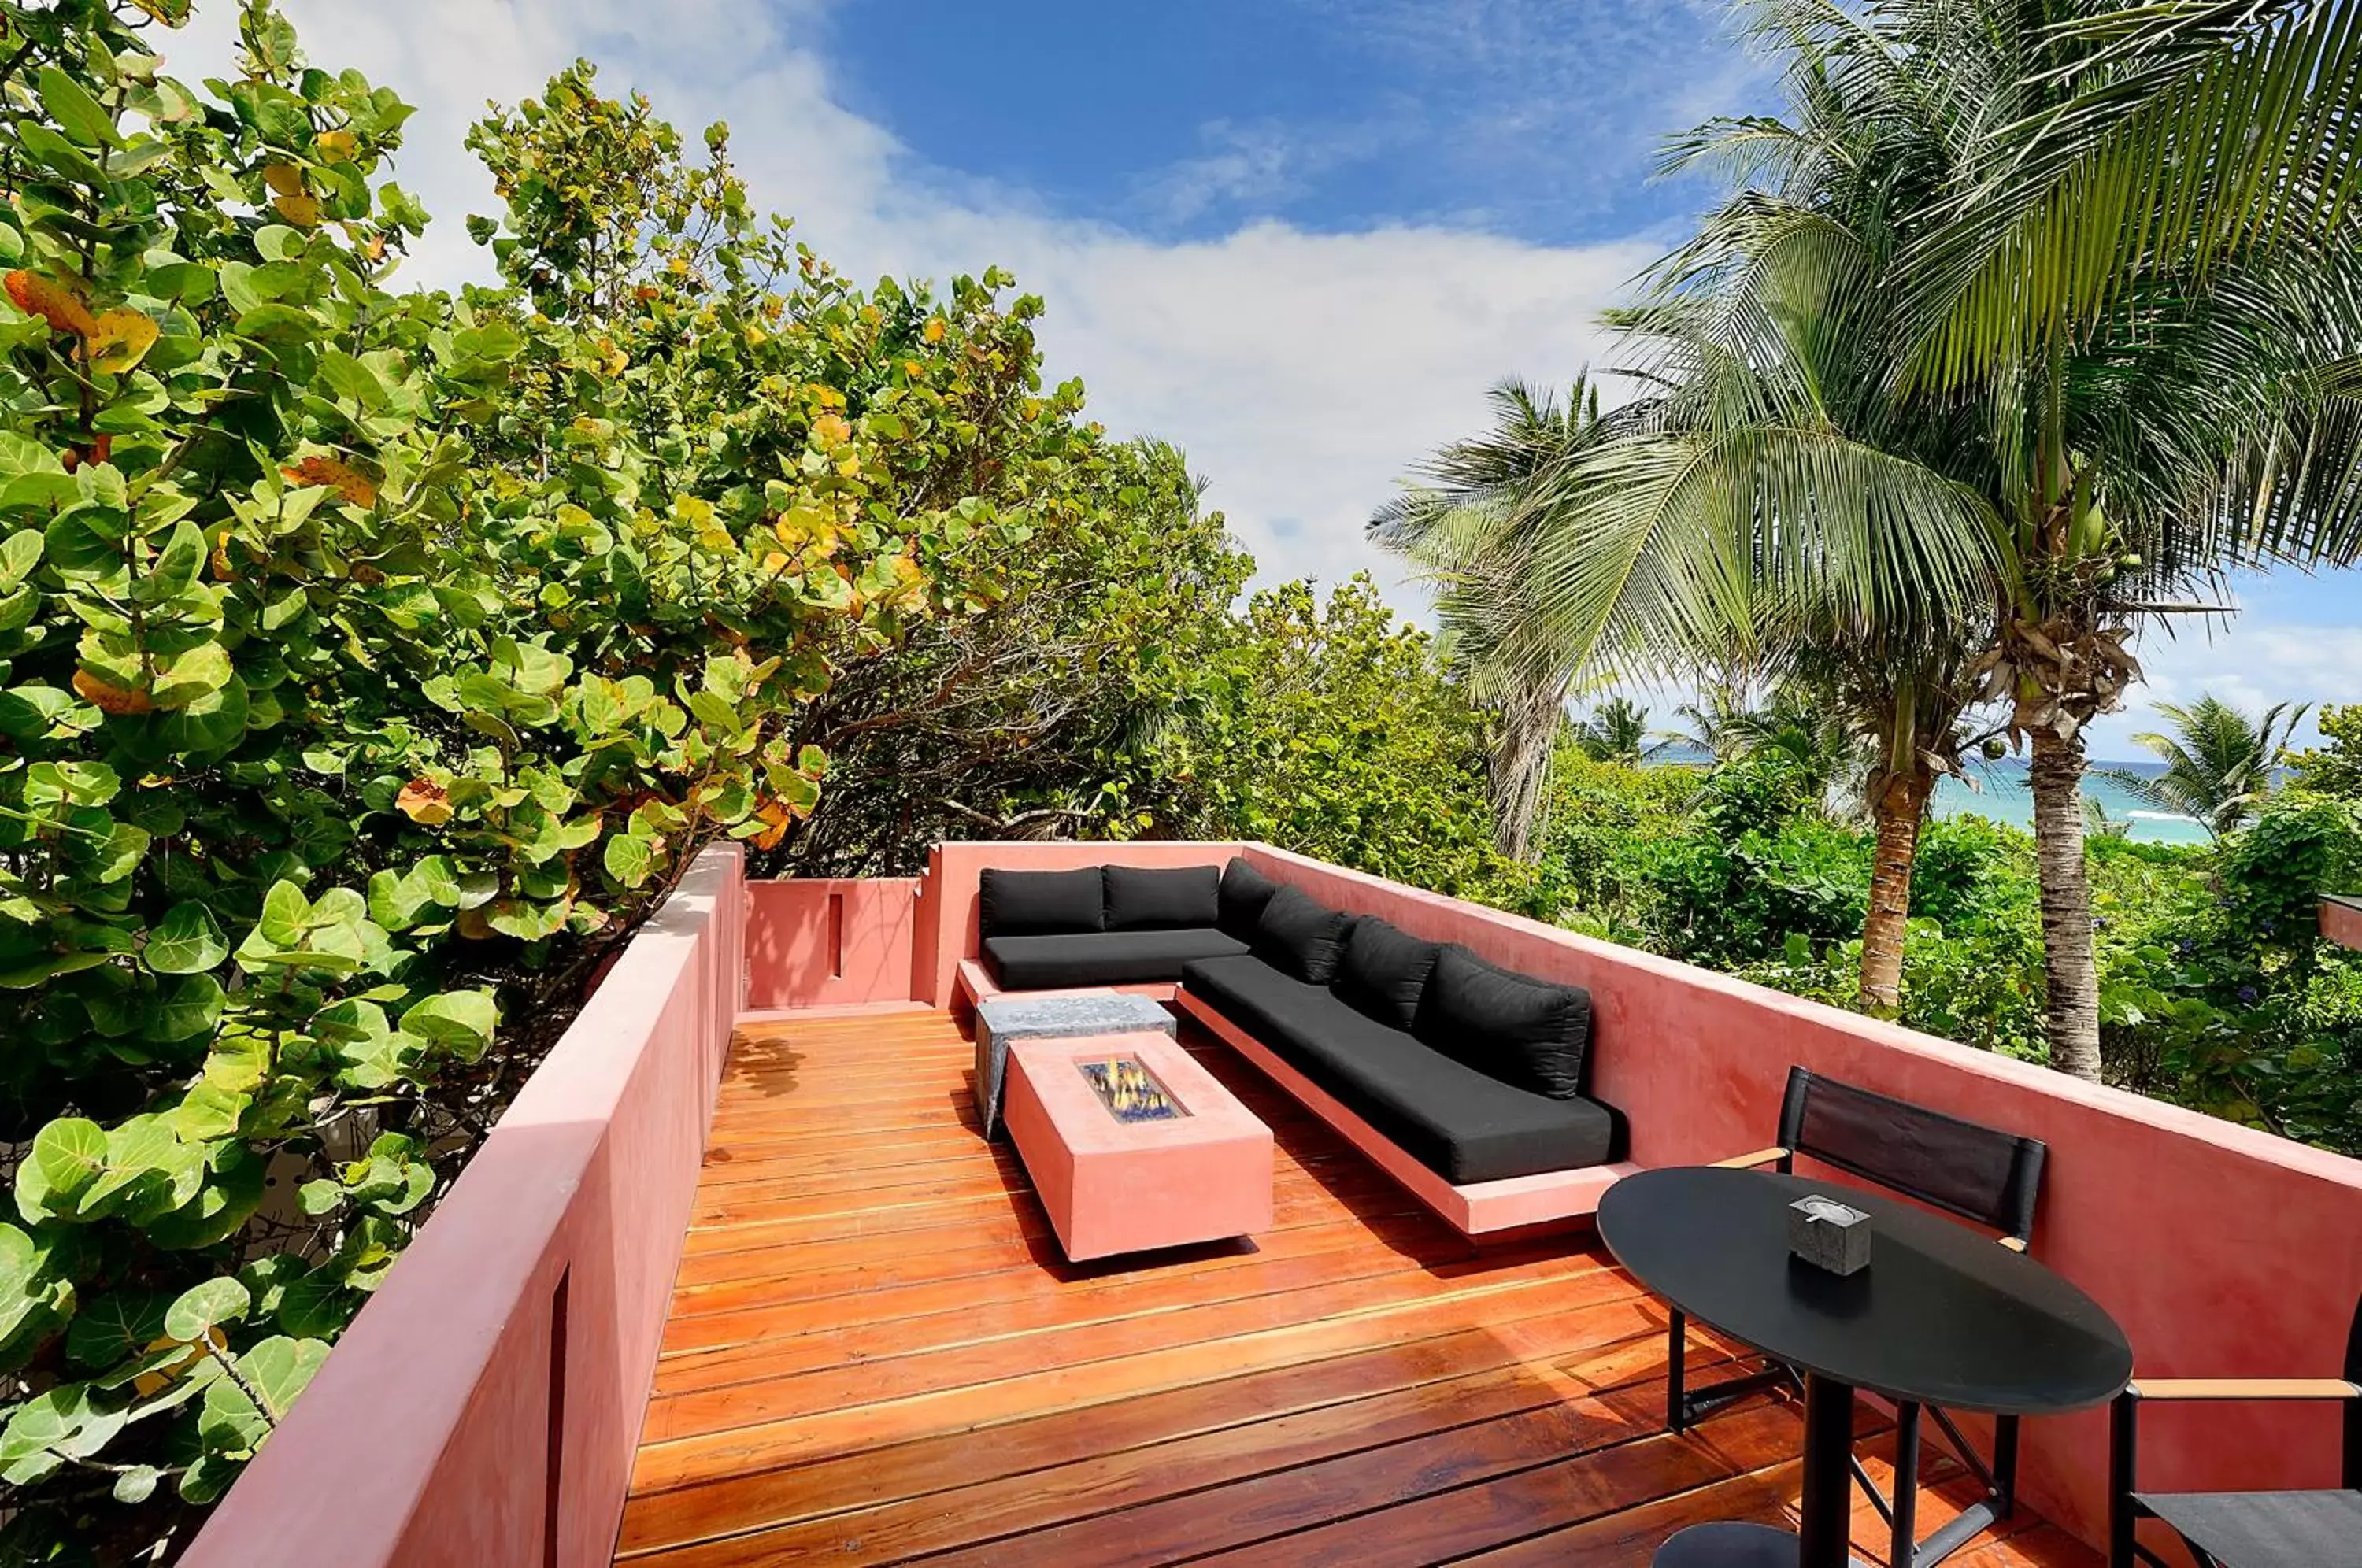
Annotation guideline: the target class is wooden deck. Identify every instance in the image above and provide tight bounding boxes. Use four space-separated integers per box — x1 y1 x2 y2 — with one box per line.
616 1011 2098 1566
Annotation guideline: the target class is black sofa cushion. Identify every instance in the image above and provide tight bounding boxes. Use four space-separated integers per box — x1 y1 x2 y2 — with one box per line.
1253 886 1356 986
985 928 1248 989
1217 857 1279 940
1104 864 1220 931
1184 955 1620 1184
1415 945 1594 1100
979 867 1104 938
1334 916 1441 1032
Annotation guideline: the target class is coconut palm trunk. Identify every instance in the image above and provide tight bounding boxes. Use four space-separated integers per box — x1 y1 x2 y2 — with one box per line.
2029 727 2102 1078
1858 762 1934 1013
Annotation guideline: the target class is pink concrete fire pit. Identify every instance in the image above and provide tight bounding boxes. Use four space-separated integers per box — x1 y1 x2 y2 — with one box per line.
1003 1030 1274 1261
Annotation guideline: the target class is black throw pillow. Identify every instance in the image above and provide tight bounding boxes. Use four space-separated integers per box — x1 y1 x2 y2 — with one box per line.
1252 884 1357 986
1333 916 1442 1033
1103 864 1220 930
1217 856 1280 940
1413 945 1594 1100
979 867 1105 938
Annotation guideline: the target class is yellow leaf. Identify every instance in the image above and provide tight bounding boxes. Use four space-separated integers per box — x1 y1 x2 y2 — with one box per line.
281 457 378 508
836 454 861 478
5 270 98 337
86 309 159 375
272 191 323 228
396 778 453 826
74 668 153 715
924 318 946 344
262 162 305 198
128 0 191 23
812 414 852 446
750 800 795 851
314 129 360 164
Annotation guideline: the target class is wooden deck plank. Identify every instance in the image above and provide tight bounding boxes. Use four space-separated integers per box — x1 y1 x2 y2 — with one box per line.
617 1010 2092 1566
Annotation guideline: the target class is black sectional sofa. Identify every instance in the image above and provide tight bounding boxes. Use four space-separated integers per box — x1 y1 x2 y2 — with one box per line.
976 859 1626 1200
978 864 1249 989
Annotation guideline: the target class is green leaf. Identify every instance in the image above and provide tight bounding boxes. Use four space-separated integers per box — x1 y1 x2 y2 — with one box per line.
143 1141 266 1251
399 989 496 1052
163 1277 250 1344
146 972 224 1043
198 1336 329 1452
15 1118 107 1223
66 1292 168 1370
256 881 312 947
35 65 117 150
113 1464 160 1504
603 830 654 888
146 902 229 974
150 642 233 709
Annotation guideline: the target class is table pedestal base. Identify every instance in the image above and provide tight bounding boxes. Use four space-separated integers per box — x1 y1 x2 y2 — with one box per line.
1653 1523 1868 1567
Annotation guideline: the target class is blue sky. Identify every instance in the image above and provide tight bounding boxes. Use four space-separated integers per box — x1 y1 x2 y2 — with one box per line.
814 0 1749 246
183 0 2359 756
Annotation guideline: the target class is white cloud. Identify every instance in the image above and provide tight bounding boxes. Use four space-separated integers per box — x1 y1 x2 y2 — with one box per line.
2084 619 2362 757
169 1 2340 752
170 0 1651 598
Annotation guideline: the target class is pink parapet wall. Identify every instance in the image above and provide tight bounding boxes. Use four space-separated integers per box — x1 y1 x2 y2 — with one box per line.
180 845 748 1568
743 876 922 1009
1237 845 2362 1554
2325 894 2362 952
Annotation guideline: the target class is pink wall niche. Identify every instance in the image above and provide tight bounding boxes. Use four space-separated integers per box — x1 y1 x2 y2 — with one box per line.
180 845 748 1568
2324 894 2362 952
1238 845 2362 1553
744 877 922 1008
919 839 1245 1008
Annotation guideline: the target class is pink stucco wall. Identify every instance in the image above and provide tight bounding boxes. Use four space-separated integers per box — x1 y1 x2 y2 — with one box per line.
913 841 2362 1550
180 845 748 1568
2325 894 2362 952
743 877 922 1009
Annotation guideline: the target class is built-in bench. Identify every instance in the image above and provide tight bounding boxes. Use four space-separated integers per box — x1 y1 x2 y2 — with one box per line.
969 859 1639 1234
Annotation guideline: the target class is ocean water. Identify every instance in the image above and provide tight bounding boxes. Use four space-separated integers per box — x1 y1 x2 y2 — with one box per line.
1933 758 2208 845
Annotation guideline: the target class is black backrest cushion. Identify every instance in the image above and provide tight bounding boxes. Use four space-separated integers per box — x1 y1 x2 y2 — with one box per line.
1414 945 1594 1100
1217 856 1280 939
1104 864 1220 930
1334 916 1442 1032
1252 885 1357 986
979 867 1105 938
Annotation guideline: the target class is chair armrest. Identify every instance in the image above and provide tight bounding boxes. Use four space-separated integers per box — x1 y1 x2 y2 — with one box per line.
2129 1378 2362 1401
1715 1146 1790 1170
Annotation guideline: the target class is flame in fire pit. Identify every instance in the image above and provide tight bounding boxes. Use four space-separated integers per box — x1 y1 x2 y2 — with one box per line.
1079 1056 1187 1122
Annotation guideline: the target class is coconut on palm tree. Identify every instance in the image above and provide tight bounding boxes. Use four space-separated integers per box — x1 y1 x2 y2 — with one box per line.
2101 695 2310 841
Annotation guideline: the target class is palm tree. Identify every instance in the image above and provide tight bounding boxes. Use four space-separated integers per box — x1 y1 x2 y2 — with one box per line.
1373 377 1631 859
1572 697 1677 767
2101 696 2310 841
1466 0 2362 1076
1887 0 2362 1074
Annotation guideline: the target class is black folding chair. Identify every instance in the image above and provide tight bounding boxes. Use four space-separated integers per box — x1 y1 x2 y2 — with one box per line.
1668 1066 2049 1568
2109 1293 2362 1567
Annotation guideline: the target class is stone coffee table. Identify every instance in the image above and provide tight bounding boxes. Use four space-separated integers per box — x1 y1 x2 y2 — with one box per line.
972 991 1174 1141
1001 1030 1274 1262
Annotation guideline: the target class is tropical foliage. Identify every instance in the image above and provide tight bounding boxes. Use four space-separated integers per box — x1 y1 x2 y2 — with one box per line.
1386 0 2362 1073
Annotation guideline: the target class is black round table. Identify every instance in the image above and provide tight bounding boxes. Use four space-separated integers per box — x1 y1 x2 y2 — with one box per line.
1596 1167 2131 1568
